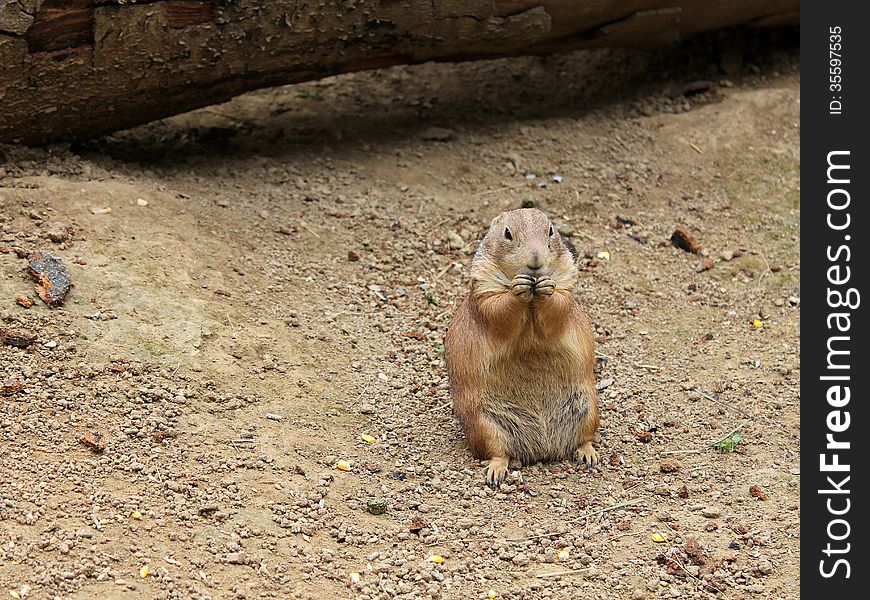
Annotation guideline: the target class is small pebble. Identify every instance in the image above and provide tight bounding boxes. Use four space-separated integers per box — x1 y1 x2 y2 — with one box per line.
421 127 456 141
596 378 613 391
366 497 388 515
511 553 529 566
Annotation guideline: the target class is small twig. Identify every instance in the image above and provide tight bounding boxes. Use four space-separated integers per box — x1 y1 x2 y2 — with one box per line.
662 418 752 455
428 535 497 547
537 568 592 578
428 401 452 413
353 385 370 404
755 252 774 285
433 262 455 282
507 498 645 542
300 222 320 238
670 556 721 594
633 363 661 371
606 530 639 543
416 257 438 285
306 309 345 327
508 530 573 543
425 218 450 233
203 109 246 124
656 518 678 534
707 418 752 448
689 142 704 154
695 390 750 418
564 497 645 525
595 352 614 360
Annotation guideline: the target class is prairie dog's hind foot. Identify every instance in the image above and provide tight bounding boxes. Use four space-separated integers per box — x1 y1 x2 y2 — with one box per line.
485 455 509 488
574 442 599 469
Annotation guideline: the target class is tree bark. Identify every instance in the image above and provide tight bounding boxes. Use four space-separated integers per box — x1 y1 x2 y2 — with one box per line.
1 0 798 145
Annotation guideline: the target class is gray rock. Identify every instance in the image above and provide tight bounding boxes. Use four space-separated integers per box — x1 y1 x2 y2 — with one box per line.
46 223 70 243
596 378 614 391
447 232 464 250
421 127 456 142
511 552 530 566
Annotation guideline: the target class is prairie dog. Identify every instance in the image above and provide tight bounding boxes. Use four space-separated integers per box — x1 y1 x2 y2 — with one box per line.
445 208 599 486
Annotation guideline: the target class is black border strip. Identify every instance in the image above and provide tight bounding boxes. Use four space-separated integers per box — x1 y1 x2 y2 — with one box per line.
801 2 870 596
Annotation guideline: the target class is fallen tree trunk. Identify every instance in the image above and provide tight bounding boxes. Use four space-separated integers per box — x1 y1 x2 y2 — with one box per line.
1 0 798 145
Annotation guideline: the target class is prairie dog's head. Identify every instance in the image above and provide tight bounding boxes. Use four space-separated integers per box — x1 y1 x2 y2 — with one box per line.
471 208 577 294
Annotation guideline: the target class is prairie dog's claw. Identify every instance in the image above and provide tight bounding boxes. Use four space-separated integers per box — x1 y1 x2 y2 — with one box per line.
575 443 599 469
485 456 509 488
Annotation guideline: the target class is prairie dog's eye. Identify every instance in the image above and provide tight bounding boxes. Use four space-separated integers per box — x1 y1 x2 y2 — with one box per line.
503 227 513 241
548 225 555 237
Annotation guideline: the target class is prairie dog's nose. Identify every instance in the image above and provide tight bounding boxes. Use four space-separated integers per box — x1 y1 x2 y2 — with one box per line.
527 252 543 270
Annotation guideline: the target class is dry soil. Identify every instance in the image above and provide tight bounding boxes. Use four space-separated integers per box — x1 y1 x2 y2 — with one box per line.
0 29 800 600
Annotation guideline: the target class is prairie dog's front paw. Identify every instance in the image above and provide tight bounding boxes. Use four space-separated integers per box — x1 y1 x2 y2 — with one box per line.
511 274 535 297
533 276 556 296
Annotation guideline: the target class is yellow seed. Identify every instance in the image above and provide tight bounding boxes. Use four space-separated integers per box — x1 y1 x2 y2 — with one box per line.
140 565 150 578
596 251 610 260
360 434 376 444
487 591 497 599
336 460 352 471
349 572 361 584
428 555 443 564
651 532 668 543
557 549 570 560
131 511 142 520
753 319 763 328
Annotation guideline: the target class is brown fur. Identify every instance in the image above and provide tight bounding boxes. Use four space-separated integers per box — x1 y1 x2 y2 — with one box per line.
445 208 599 486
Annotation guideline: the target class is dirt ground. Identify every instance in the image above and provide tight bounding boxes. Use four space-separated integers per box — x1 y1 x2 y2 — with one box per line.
0 29 800 600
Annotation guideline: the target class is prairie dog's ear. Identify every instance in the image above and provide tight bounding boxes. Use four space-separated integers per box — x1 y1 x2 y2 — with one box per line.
562 237 578 262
